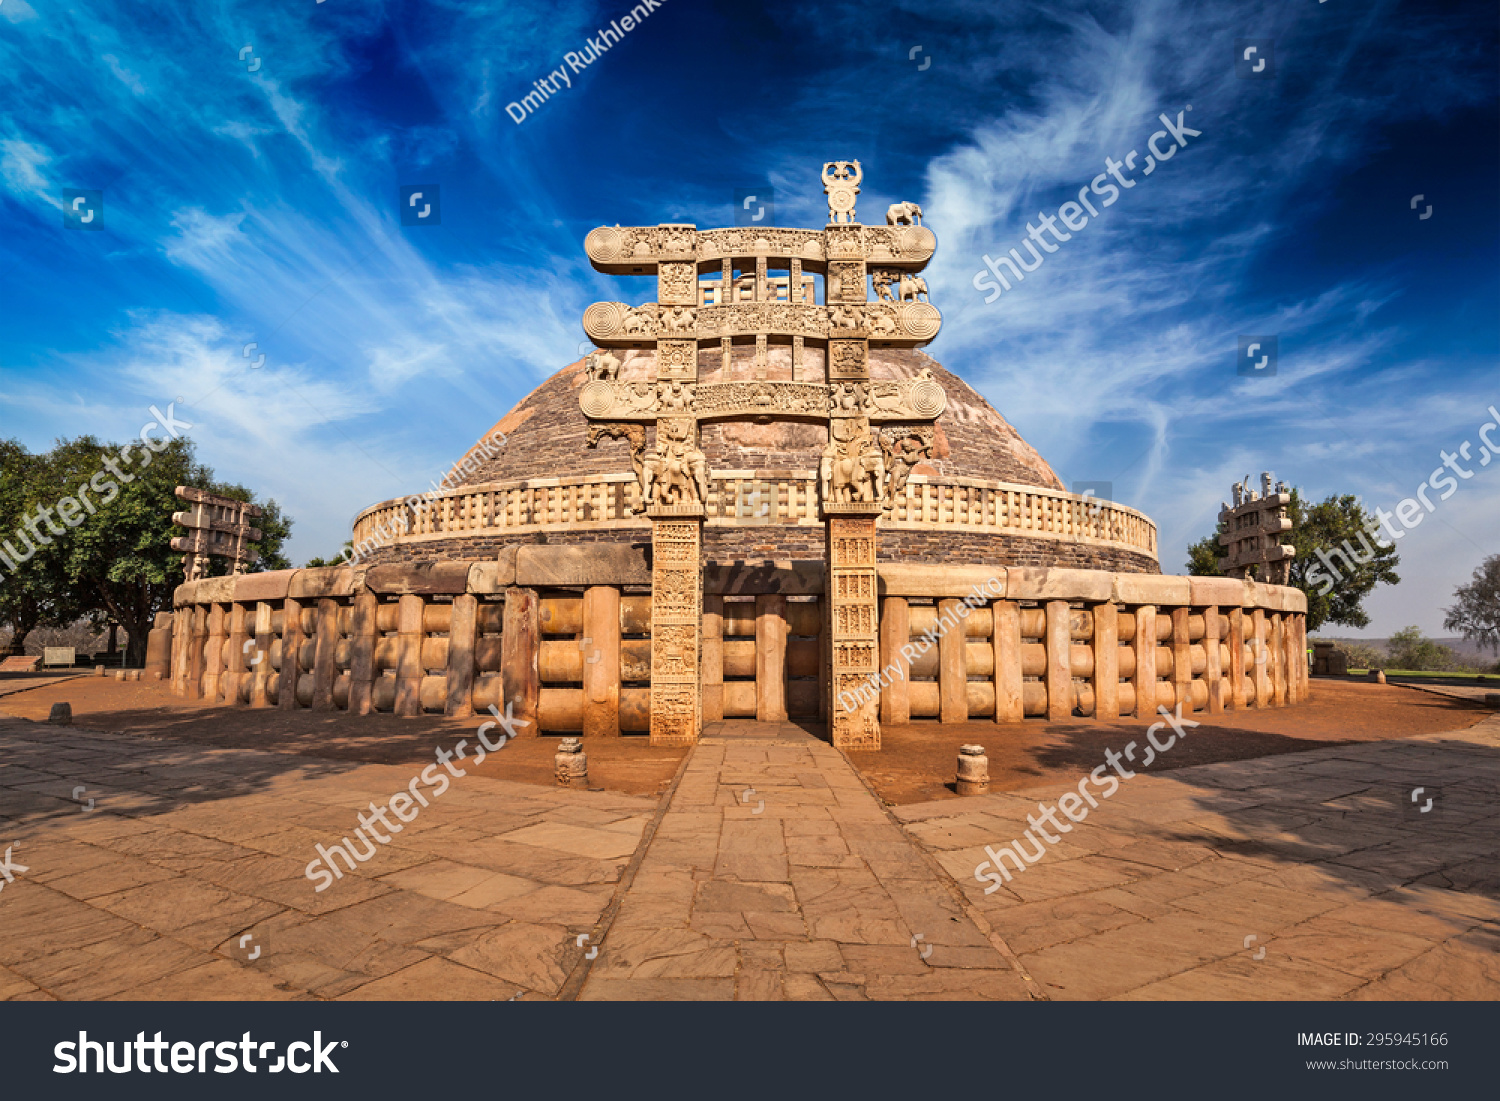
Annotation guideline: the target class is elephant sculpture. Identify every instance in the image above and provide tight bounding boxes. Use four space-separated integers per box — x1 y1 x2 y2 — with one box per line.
886 201 924 226
896 274 929 302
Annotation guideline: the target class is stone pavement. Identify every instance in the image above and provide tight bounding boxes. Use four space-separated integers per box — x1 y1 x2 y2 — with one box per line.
576 720 1034 1000
4 712 1497 1001
897 715 1500 1000
0 720 655 1000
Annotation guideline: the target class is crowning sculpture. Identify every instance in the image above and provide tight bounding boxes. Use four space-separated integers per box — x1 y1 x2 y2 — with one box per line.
577 165 943 747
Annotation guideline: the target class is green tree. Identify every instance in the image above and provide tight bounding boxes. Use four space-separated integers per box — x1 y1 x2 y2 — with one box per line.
1186 490 1399 632
1444 553 1500 655
1385 626 1457 672
28 436 290 667
0 439 87 652
304 540 354 568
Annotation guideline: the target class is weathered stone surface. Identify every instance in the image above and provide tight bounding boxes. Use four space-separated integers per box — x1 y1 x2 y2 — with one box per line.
1189 576 1251 607
1114 573 1192 605
288 567 357 599
233 570 293 603
1250 583 1307 614
466 559 513 593
1007 567 1113 602
366 562 473 594
705 559 824 595
516 544 650 587
193 576 237 603
879 564 1006 599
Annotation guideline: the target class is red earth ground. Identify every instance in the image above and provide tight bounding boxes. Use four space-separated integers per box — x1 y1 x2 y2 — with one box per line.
1 675 1485 804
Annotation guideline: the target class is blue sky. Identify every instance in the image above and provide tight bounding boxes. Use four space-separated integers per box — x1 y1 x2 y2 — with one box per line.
0 0 1495 638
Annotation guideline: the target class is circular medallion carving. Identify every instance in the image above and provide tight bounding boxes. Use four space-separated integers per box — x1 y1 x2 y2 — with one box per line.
579 380 616 418
908 376 947 418
584 226 623 263
898 302 941 341
582 301 626 340
658 343 695 372
827 187 857 214
895 225 936 260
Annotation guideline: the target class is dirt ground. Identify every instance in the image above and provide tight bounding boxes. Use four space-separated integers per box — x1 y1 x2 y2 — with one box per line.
850 680 1494 805
0 675 688 797
1 676 1486 806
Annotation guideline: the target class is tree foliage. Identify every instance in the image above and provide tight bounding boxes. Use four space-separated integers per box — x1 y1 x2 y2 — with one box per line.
1185 490 1400 633
0 435 290 665
1384 626 1459 672
1444 553 1500 655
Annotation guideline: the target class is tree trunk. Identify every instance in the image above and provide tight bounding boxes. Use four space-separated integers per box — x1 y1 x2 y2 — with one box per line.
4 607 40 655
124 625 150 669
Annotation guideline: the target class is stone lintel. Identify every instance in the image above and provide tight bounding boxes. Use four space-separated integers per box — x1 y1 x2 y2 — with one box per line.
288 567 359 600
878 564 1006 599
516 544 651 588
1005 567 1114 603
705 560 825 595
366 562 474 595
1112 574 1193 606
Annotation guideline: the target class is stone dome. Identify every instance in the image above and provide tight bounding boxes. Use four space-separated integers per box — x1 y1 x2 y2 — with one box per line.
351 344 1158 573
461 346 1064 492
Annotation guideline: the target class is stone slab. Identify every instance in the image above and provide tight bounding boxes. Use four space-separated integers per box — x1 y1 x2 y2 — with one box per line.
516 544 651 587
233 570 294 602
878 564 1006 599
288 567 359 599
704 560 825 595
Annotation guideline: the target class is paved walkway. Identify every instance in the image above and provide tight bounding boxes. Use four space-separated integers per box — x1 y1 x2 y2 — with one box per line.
898 715 1500 999
576 721 1033 1000
4 712 1496 1001
0 721 654 1000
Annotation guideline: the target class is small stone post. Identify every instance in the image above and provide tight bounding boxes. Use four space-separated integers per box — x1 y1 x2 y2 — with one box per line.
955 744 989 796
555 737 589 787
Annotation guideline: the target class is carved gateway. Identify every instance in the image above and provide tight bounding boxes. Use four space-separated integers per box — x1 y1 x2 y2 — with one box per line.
576 165 945 747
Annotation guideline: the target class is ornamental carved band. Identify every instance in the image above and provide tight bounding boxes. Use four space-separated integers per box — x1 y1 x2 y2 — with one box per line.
828 515 882 750
649 518 702 746
580 300 942 346
576 374 947 424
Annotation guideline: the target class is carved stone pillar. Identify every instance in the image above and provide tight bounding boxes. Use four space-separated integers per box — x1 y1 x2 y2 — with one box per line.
827 510 881 750
648 508 703 746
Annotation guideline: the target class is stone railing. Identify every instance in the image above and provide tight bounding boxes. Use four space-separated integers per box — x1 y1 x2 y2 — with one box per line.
160 551 1306 738
870 566 1307 723
349 474 1156 558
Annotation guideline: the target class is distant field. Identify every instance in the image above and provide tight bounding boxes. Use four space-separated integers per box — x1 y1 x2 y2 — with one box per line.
1347 668 1495 680
1325 636 1496 662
